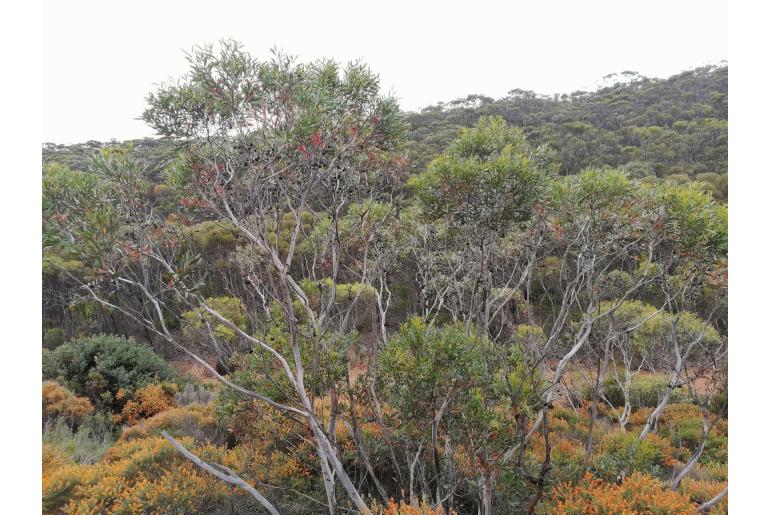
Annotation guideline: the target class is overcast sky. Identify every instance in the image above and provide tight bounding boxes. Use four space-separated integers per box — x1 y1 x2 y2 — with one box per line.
42 0 727 144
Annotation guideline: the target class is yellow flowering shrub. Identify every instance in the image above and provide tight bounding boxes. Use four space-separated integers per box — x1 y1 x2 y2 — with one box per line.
43 436 243 514
42 442 72 474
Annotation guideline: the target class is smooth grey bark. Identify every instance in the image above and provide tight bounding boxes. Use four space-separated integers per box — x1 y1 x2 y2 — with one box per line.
161 431 280 515
697 485 727 512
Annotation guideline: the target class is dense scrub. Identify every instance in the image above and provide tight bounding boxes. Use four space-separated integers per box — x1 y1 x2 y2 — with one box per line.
41 41 727 514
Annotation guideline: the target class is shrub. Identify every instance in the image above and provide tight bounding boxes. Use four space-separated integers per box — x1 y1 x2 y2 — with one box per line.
42 334 177 412
542 472 697 514
42 442 72 475
592 431 675 480
42 381 94 425
43 413 115 464
117 383 177 425
709 390 727 415
120 404 224 444
601 374 688 409
656 404 727 464
42 436 247 514
696 461 727 482
183 220 241 253
175 383 216 406
43 427 322 514
372 499 457 514
43 462 99 514
181 296 249 343
43 328 67 349
528 432 585 483
680 478 727 515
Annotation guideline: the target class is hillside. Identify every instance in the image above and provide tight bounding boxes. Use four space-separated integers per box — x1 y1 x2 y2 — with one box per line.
406 65 727 179
43 66 728 200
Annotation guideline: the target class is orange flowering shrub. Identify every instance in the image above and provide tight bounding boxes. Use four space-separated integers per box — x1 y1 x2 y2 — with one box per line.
43 381 94 425
658 403 702 425
372 499 457 514
679 478 727 515
550 406 590 439
527 432 585 483
44 402 332 514
627 407 653 428
117 383 177 425
43 442 101 514
42 424 333 514
541 472 697 514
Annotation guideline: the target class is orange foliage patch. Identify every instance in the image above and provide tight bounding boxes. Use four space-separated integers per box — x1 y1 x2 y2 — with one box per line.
117 383 177 426
680 478 727 515
372 499 458 514
42 381 94 425
543 472 697 514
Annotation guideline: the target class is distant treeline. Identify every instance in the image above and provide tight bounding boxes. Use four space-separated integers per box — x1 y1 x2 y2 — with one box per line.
43 65 727 199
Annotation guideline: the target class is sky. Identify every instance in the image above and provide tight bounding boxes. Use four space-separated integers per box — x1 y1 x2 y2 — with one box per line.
42 0 727 144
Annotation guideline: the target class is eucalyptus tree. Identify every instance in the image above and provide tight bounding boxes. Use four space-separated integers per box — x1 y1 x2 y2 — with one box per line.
500 170 658 447
44 41 406 514
412 116 557 336
634 183 727 440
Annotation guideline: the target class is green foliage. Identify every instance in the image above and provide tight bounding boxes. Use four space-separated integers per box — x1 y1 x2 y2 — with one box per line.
652 180 727 258
379 319 484 422
217 301 355 408
592 431 671 479
42 334 177 412
42 162 99 210
181 296 249 344
407 65 727 177
43 328 67 349
601 375 688 409
142 40 407 185
549 167 632 213
42 249 87 274
378 318 536 455
43 413 115 465
182 220 241 253
589 300 721 369
414 116 556 231
42 163 115 253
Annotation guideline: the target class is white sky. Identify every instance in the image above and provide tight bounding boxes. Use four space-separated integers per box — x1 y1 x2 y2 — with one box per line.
42 0 727 144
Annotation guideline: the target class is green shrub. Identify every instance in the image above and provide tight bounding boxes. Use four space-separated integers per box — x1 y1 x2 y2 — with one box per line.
43 328 67 349
601 374 688 409
592 431 673 479
42 334 177 412
43 413 115 464
710 390 727 415
702 434 728 464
